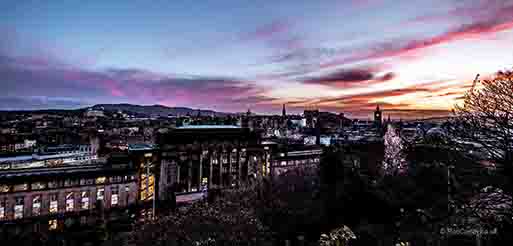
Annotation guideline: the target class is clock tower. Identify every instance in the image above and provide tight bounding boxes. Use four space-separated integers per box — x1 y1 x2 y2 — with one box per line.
374 105 382 126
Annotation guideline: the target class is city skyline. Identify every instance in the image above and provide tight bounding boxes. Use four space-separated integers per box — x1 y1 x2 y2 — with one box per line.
2 0 513 118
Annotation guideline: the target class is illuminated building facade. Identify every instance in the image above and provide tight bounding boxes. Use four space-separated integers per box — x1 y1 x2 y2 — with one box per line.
270 145 322 176
0 152 137 233
127 144 159 218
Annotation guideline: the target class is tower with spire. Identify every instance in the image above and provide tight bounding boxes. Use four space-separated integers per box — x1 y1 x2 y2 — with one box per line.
282 104 286 117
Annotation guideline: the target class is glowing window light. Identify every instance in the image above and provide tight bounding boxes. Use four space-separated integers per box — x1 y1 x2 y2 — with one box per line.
49 219 58 230
65 192 74 212
81 191 89 209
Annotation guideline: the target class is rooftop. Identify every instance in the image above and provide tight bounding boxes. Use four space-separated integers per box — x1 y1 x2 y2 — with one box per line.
0 155 33 163
128 143 157 151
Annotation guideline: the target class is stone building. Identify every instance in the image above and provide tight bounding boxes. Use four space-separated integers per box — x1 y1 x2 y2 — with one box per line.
0 149 138 233
269 144 322 176
158 125 269 196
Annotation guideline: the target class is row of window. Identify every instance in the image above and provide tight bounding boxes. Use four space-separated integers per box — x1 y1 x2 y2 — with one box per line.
0 175 135 193
274 158 320 166
74 156 94 161
0 185 129 220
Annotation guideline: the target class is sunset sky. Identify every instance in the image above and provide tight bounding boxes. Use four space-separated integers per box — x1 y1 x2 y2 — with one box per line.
2 0 513 118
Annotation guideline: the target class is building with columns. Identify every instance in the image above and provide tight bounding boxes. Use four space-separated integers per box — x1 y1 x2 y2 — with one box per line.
158 125 269 196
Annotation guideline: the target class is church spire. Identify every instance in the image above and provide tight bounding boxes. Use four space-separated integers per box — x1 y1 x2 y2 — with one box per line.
282 104 286 117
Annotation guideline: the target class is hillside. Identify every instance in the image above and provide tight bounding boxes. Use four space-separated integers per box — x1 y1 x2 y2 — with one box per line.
91 104 228 117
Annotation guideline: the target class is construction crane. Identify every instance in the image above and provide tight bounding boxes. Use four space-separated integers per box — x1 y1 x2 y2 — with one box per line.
471 74 480 94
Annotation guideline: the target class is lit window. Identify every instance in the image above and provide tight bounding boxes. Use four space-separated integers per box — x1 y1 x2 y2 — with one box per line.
281 161 287 166
13 183 28 192
81 191 89 210
14 197 24 219
48 219 58 230
97 188 105 201
49 194 58 213
0 199 5 220
111 186 119 206
31 182 46 190
96 177 106 184
65 192 74 212
0 185 9 193
32 195 41 216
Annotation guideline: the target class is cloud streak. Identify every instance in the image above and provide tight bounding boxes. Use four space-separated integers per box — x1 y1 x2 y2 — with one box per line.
302 66 396 88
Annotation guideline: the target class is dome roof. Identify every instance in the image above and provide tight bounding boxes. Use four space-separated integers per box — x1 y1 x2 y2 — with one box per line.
426 127 446 136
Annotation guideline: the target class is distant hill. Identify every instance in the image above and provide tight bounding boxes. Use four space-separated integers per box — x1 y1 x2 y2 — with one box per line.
0 104 230 118
90 104 229 117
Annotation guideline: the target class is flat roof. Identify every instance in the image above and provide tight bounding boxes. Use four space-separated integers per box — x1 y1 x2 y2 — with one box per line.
128 143 157 151
0 155 33 163
261 141 278 145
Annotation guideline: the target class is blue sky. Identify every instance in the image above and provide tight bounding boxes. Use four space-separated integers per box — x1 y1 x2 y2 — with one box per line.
2 0 513 118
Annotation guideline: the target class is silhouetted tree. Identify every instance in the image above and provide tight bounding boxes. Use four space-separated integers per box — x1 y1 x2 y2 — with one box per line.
258 167 323 242
451 70 513 195
129 186 273 246
444 69 513 244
